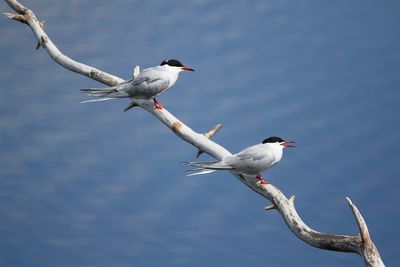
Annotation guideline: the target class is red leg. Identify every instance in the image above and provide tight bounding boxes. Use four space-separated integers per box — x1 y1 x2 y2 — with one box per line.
153 98 164 110
256 174 269 184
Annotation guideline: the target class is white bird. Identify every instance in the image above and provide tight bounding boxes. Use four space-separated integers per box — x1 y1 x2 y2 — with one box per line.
80 59 194 111
182 136 295 184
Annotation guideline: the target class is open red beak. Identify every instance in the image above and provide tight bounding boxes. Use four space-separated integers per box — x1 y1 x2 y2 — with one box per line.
181 66 195 72
282 141 296 148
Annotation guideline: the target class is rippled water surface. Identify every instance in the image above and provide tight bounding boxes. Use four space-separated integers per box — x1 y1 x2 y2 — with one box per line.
1 1 399 266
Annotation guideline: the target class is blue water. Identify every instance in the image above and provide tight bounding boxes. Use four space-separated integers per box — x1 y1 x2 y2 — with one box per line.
1 1 399 266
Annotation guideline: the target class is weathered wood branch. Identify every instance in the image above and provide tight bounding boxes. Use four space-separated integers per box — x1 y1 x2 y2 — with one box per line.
3 1 385 266
4 1 122 86
196 123 222 158
346 197 384 266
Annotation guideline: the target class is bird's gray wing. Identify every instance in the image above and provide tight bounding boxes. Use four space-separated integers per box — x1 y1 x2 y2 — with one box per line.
231 145 268 161
123 70 170 97
225 151 268 167
223 145 273 175
131 76 151 86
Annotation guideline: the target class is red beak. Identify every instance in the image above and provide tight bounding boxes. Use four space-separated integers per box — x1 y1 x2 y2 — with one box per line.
282 141 296 148
181 66 195 72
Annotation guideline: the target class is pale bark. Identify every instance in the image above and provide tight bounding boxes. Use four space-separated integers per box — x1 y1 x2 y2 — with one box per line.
3 1 385 266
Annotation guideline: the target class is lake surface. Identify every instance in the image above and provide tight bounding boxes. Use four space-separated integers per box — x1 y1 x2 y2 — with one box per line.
1 1 399 266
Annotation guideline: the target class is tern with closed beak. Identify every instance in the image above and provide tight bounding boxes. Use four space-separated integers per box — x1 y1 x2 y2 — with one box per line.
182 136 295 184
80 59 194 110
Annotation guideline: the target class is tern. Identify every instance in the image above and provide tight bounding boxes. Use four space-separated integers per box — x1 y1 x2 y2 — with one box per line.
80 59 194 110
182 136 295 184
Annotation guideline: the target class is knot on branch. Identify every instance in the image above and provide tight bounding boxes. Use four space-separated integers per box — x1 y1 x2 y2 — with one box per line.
172 122 183 135
89 70 120 86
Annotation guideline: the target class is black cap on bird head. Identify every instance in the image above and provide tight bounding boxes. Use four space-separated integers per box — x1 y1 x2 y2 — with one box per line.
160 59 195 71
160 59 184 67
262 136 285 144
262 136 296 148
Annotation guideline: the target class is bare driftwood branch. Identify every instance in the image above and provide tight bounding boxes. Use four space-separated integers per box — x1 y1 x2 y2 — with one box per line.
3 1 385 266
346 197 384 267
3 1 122 86
196 123 222 158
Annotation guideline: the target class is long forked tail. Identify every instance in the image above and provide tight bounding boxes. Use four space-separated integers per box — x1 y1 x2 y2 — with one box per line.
81 87 117 97
181 161 233 176
81 97 115 103
80 87 129 100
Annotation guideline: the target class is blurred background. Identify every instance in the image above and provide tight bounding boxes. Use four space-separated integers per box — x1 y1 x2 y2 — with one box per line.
1 0 399 266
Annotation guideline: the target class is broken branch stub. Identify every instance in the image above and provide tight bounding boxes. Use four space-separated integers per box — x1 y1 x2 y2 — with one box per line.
196 123 222 158
3 12 26 23
346 197 384 267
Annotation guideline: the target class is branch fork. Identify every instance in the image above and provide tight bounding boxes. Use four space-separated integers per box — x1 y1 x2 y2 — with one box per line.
196 123 222 158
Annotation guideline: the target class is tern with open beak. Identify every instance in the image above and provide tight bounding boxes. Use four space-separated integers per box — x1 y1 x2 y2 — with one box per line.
182 136 295 184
